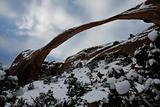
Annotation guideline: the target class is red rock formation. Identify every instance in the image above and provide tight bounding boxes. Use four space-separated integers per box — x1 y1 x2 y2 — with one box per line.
8 1 160 82
63 25 158 68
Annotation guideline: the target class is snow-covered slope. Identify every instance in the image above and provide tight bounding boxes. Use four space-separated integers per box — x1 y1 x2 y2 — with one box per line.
1 26 160 107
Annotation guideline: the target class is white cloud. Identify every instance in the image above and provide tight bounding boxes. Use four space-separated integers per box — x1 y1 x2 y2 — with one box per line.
17 0 82 36
73 0 144 19
0 0 17 19
0 36 24 52
15 0 83 51
17 16 34 30
73 0 109 19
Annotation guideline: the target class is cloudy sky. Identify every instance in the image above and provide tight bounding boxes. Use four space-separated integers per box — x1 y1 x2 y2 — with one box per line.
0 0 152 66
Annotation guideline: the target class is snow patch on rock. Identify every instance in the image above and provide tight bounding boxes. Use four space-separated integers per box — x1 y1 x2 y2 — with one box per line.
135 82 144 93
0 70 6 80
149 58 157 66
115 80 130 95
126 70 138 80
148 30 158 41
81 90 109 103
107 77 116 89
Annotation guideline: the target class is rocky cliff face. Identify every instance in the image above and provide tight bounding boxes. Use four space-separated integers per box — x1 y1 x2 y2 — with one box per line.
50 25 158 72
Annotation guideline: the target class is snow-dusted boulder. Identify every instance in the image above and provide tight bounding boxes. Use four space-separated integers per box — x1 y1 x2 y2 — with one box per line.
115 80 130 95
107 77 116 89
7 76 18 81
148 58 158 66
145 78 153 90
0 70 6 80
135 82 144 93
126 70 138 80
81 90 109 103
148 30 158 41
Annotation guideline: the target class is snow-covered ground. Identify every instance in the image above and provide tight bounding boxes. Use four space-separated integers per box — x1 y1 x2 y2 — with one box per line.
1 29 160 107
